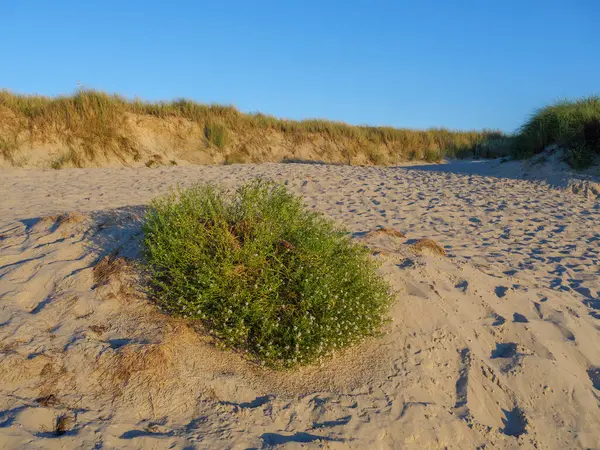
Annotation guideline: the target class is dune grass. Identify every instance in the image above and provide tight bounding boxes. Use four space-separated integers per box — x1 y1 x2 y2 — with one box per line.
0 89 505 167
204 122 229 149
4 89 598 169
0 136 18 163
142 180 392 367
513 96 600 168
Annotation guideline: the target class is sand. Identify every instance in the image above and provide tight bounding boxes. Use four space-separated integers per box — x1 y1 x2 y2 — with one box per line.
0 161 599 449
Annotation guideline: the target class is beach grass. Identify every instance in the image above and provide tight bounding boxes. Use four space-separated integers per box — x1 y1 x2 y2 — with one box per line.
0 89 505 167
513 96 600 167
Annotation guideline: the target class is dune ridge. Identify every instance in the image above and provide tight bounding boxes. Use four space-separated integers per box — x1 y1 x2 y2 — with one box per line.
0 89 505 169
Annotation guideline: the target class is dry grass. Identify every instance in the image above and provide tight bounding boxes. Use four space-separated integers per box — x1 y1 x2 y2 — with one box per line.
56 212 87 226
89 324 109 334
54 413 75 436
412 238 447 256
93 253 130 287
36 394 59 407
0 89 506 168
145 153 165 168
366 227 406 239
0 136 18 163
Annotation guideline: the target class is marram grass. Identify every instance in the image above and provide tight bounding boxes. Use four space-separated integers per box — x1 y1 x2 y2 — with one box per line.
513 96 600 167
0 88 505 166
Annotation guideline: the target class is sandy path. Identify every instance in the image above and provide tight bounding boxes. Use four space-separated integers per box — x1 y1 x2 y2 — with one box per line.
0 163 599 449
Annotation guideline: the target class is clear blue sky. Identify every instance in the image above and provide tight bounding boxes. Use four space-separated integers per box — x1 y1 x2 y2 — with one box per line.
1 1 598 132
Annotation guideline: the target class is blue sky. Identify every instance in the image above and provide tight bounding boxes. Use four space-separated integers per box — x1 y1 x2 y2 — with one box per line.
1 1 598 132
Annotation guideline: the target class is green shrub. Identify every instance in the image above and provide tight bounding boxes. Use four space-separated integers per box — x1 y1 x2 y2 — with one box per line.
204 122 229 149
143 180 392 367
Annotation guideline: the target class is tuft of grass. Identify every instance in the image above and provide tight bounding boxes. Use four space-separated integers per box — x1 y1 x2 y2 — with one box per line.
50 149 84 169
204 122 229 149
93 252 129 287
0 136 19 163
224 147 251 165
513 96 600 166
362 144 386 165
412 238 446 256
424 148 442 162
566 143 597 169
145 153 165 168
142 180 392 367
366 227 405 239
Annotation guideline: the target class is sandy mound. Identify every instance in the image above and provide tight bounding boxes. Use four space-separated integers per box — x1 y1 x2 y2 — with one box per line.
1 163 599 449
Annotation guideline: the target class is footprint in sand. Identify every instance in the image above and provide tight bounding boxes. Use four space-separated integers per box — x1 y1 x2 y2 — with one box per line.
491 313 506 326
588 367 600 390
455 280 469 293
512 313 529 323
501 407 528 437
491 343 517 359
494 286 509 298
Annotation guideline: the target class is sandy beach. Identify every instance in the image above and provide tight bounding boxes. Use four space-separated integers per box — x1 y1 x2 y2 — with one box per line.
1 162 599 449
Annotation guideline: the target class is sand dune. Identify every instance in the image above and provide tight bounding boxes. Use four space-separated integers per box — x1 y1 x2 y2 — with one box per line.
1 162 599 449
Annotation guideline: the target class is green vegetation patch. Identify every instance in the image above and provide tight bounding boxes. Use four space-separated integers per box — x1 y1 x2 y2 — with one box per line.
204 122 229 149
514 96 600 168
143 180 392 367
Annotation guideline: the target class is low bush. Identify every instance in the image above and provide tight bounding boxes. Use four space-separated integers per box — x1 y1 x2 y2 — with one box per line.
142 180 392 367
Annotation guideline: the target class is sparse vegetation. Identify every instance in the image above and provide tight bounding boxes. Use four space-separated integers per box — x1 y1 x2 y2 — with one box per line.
142 180 392 367
93 252 129 287
0 89 504 167
513 96 600 168
0 136 18 163
50 149 83 169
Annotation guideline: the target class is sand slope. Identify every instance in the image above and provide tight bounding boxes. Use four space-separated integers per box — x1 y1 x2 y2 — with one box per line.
1 163 599 449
